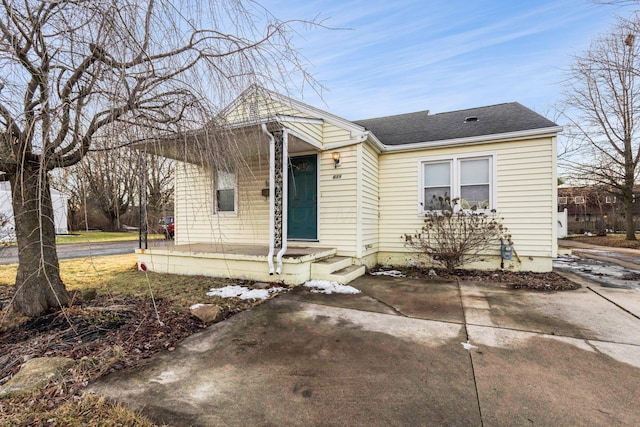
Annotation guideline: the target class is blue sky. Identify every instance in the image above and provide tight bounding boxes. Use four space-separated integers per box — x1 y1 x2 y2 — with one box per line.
259 0 637 121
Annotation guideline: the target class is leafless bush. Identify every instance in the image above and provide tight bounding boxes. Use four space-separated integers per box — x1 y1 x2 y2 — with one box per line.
403 198 510 273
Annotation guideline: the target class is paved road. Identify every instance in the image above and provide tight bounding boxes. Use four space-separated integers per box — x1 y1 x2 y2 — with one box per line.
0 240 142 265
556 239 640 290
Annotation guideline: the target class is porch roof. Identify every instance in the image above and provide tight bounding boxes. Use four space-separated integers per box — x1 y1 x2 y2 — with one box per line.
135 120 320 165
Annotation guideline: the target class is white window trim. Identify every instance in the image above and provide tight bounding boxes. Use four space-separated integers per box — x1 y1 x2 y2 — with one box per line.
211 170 238 216
418 153 497 215
558 196 568 205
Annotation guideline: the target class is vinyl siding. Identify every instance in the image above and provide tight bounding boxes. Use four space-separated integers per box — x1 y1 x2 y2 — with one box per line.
174 156 270 246
378 137 556 269
323 122 353 146
360 143 379 259
316 146 359 256
175 146 362 257
496 138 556 260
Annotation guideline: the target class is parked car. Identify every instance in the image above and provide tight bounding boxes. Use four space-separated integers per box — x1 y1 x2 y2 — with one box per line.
158 216 175 240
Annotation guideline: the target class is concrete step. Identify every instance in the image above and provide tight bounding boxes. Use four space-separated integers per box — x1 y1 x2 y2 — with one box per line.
318 264 366 285
310 256 352 276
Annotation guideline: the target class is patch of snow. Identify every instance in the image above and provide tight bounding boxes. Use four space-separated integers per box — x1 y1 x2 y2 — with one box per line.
370 270 405 278
237 289 270 300
206 285 287 300
189 303 206 310
461 340 478 351
206 285 247 298
303 280 361 294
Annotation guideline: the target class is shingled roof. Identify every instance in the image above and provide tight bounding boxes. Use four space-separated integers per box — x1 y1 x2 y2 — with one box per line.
353 102 558 146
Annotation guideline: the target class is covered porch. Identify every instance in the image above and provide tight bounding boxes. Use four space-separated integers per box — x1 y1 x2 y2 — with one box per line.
134 86 370 284
137 243 365 285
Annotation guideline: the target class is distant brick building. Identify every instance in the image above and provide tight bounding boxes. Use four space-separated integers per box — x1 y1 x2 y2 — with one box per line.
558 185 640 234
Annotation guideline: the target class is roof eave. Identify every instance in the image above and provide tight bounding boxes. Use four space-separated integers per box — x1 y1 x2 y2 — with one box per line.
380 126 563 153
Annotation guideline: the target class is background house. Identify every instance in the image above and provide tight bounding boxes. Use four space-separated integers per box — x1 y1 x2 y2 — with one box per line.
557 185 640 234
0 181 69 238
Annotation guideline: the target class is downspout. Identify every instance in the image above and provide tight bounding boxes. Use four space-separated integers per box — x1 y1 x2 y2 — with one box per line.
275 129 289 274
262 124 276 275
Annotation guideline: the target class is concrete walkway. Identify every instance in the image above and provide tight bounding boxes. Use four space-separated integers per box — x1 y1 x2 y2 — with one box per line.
88 275 640 426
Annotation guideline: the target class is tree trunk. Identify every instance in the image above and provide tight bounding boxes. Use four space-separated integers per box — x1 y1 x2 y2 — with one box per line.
624 172 637 241
9 166 70 317
624 200 637 240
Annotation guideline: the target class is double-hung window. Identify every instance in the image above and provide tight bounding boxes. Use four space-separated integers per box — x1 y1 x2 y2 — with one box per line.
213 170 237 214
459 158 490 210
423 161 452 210
421 155 493 213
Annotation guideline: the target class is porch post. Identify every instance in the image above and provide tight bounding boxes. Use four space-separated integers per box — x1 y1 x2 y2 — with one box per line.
273 130 284 251
275 130 289 274
263 126 288 275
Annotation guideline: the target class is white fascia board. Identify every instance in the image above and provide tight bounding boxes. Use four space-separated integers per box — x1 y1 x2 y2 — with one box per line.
381 126 563 153
274 114 324 125
223 115 319 130
223 116 322 150
323 132 370 151
364 133 385 153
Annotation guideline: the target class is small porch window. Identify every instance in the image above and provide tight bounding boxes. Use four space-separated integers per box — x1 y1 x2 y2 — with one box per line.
213 170 236 214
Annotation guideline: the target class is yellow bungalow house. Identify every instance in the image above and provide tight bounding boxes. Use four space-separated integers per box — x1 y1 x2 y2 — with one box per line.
137 85 561 284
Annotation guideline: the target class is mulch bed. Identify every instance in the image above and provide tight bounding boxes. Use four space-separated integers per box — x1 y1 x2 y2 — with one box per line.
453 269 581 291
1 296 205 381
395 267 581 291
0 289 207 422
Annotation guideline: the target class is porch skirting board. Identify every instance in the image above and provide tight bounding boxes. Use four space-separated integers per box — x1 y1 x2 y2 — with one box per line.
136 245 342 286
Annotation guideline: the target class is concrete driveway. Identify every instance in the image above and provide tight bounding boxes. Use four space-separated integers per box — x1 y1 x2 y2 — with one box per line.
88 275 640 426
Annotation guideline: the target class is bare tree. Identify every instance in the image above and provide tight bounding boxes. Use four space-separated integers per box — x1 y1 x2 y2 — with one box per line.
0 0 319 317
80 146 138 231
145 154 174 230
561 16 640 240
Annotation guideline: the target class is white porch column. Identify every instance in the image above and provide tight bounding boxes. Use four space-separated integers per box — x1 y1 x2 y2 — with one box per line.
263 127 288 275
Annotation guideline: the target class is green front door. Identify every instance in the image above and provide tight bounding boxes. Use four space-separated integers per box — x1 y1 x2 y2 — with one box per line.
288 155 317 240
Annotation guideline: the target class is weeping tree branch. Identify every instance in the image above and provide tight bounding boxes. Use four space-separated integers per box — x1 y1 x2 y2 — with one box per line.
0 0 325 317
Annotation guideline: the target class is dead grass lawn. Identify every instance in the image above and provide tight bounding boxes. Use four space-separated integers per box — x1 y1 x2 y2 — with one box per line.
569 234 640 249
0 254 272 426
